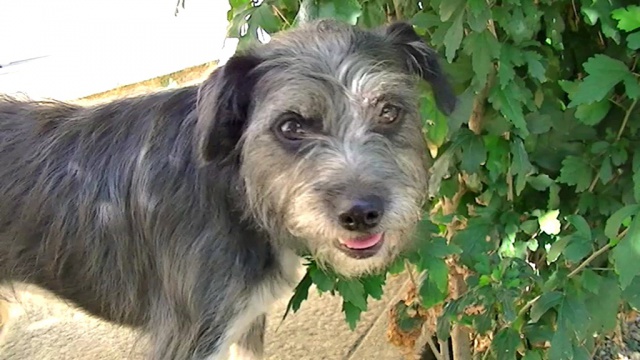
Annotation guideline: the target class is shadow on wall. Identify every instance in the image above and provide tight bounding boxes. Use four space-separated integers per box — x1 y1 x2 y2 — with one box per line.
0 0 238 101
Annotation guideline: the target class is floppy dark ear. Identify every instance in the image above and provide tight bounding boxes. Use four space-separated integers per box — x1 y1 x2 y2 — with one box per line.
194 54 263 164
383 22 458 115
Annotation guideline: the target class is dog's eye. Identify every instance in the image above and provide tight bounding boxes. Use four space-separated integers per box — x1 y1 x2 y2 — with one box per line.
276 114 308 141
379 104 401 124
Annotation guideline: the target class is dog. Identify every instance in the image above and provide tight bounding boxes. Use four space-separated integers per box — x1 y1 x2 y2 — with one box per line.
0 19 456 360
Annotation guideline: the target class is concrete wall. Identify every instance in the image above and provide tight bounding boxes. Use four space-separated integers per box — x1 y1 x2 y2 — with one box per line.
0 0 237 100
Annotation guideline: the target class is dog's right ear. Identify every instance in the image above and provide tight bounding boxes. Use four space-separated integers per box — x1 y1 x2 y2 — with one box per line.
382 22 458 116
194 54 264 165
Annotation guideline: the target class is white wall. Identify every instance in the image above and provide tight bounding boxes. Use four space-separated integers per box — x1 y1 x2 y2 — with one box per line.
0 0 238 100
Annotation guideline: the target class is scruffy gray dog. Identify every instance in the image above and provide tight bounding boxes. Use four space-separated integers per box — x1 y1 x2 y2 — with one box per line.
0 19 456 360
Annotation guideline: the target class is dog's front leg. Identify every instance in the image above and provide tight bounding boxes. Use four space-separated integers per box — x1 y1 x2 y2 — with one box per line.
228 314 266 360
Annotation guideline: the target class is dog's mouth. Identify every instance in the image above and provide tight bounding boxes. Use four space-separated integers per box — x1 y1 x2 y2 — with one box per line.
336 233 385 259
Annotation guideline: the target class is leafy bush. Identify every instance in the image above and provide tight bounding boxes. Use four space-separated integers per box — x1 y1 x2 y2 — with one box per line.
224 0 640 359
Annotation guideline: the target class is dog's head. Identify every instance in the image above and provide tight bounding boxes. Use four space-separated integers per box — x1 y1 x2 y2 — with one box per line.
195 19 457 278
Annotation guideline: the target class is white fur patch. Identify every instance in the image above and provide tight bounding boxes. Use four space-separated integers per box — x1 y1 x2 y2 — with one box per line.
209 248 304 360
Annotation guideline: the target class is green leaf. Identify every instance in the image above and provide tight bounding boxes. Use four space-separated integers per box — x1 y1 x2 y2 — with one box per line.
419 236 462 260
421 94 449 148
491 327 521 360
453 218 495 268
283 272 313 321
511 138 534 176
538 210 561 236
391 301 425 333
337 279 368 311
633 148 640 173
521 220 539 235
526 112 553 135
419 256 449 308
575 99 611 125
439 0 465 22
530 291 563 323
622 276 640 310
612 214 640 289
549 320 573 360
428 257 449 293
419 274 448 309
463 31 501 89
523 51 546 83
361 275 385 300
252 4 281 33
547 236 570 264
411 12 441 29
387 256 406 275
229 0 249 8
357 0 386 28
467 0 488 16
580 269 602 294
485 135 510 181
443 11 465 62
604 205 640 240
581 0 621 42
566 214 592 239
498 59 516 90
612 147 630 166
511 137 534 195
557 156 593 192
461 134 487 174
586 274 621 333
563 287 591 340
633 172 640 204
523 350 544 360
276 0 298 11
563 215 593 263
634 149 640 202
309 265 336 292
572 344 591 360
568 55 635 107
628 31 640 50
599 156 614 185
528 174 554 191
318 0 363 25
611 5 640 32
342 300 362 330
488 82 529 135
467 3 492 32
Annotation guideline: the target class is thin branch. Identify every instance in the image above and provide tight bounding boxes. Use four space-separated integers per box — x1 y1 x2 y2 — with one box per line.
518 294 541 318
568 227 629 278
272 5 291 26
567 244 612 278
439 338 451 360
616 98 638 141
425 335 445 360
404 259 417 289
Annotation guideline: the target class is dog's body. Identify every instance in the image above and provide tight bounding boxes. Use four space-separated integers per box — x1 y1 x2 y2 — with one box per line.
0 19 456 359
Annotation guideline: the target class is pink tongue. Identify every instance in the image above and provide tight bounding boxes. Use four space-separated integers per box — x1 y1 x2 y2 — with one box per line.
342 233 383 250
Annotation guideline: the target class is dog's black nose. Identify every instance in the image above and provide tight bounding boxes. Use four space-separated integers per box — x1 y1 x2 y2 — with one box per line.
338 195 384 231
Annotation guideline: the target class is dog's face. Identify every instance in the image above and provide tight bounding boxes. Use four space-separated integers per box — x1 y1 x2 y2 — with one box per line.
195 19 457 278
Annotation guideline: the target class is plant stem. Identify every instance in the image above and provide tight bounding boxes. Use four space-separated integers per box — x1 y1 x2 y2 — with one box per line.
425 335 445 360
439 338 451 360
272 5 291 26
404 259 417 289
568 228 629 278
518 294 541 318
616 98 638 141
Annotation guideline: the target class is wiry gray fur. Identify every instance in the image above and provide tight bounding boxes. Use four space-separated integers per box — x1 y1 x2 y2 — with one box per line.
0 19 456 360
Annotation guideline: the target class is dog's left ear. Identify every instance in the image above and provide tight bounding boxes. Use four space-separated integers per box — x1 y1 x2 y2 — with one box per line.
382 22 458 115
195 54 263 165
